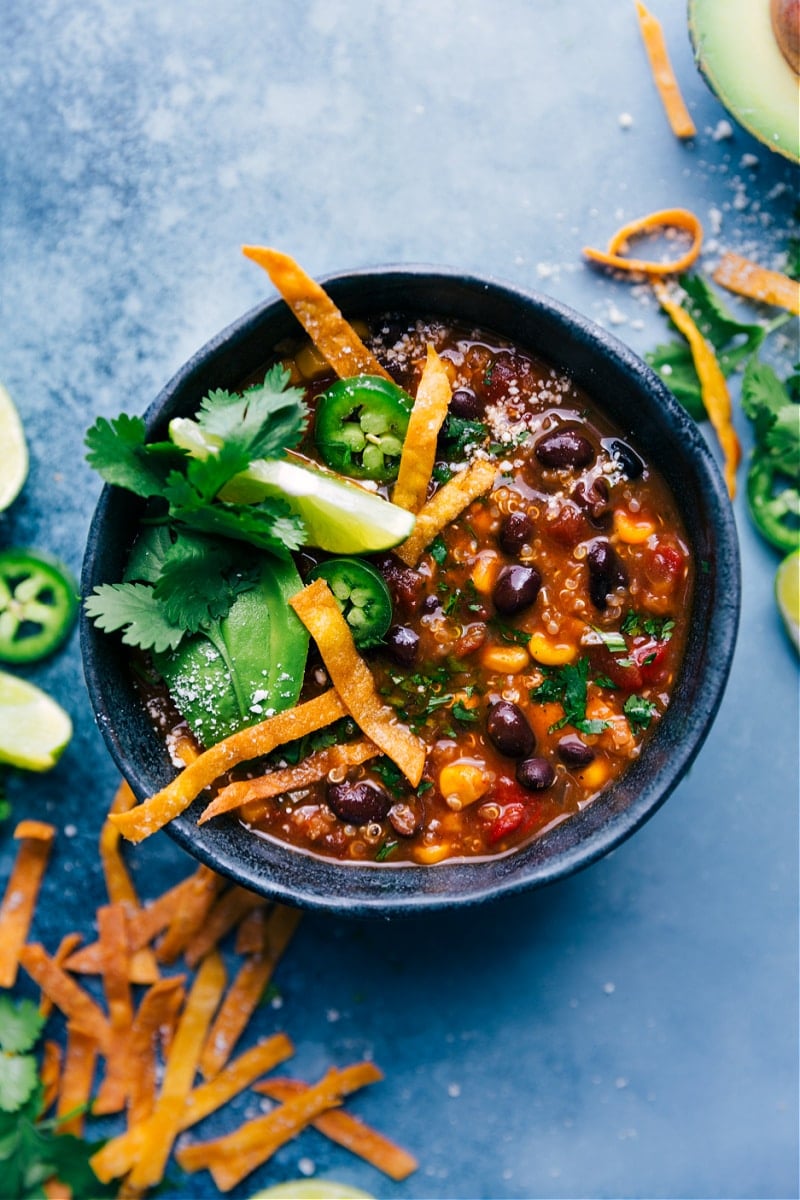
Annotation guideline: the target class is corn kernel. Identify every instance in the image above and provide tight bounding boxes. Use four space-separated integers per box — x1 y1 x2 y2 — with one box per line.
438 760 490 808
471 551 500 594
528 632 577 666
294 342 330 381
480 644 530 673
413 842 452 864
577 758 612 791
614 510 656 544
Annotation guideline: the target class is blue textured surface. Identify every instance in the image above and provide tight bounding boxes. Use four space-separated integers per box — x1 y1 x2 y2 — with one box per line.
1 2 798 1198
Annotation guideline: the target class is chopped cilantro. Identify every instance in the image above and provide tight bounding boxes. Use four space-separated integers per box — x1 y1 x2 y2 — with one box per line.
438 415 488 461
620 611 675 641
375 840 399 862
451 700 479 724
623 694 658 731
429 535 448 566
490 619 532 645
530 658 609 735
371 756 407 797
592 627 627 654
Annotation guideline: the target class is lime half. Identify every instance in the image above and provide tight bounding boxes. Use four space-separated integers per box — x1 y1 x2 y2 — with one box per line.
0 669 72 771
0 382 29 512
775 548 800 653
247 1183 375 1200
170 417 415 554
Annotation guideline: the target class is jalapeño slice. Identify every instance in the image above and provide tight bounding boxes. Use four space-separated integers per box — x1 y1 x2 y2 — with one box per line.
314 375 413 483
0 549 78 664
308 556 392 648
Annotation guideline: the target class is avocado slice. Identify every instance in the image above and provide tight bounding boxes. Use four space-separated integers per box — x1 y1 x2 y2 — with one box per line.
153 554 308 747
688 0 800 163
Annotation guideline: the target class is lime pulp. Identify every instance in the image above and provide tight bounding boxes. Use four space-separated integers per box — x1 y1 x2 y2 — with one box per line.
775 547 800 653
246 1182 375 1200
0 382 29 512
0 669 72 771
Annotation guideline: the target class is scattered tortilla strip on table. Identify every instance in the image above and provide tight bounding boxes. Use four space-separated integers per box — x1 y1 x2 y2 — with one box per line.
40 1039 62 1115
290 580 426 787
176 1060 384 1191
0 819 56 987
713 251 800 315
128 976 187 1126
56 1023 99 1137
93 903 134 1115
256 1077 418 1181
19 944 112 1054
183 886 266 969
583 208 703 276
39 931 82 1018
185 1032 295 1126
392 344 452 512
395 457 497 568
242 245 391 381
124 949 227 1192
199 737 379 823
156 865 225 964
110 689 348 843
634 0 696 138
653 280 741 497
100 781 159 981
199 905 302 1079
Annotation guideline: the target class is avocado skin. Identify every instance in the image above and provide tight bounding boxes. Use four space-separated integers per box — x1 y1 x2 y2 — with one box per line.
688 0 799 163
155 555 308 747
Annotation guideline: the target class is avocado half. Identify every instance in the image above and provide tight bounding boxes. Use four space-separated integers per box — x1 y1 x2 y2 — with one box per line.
688 0 800 163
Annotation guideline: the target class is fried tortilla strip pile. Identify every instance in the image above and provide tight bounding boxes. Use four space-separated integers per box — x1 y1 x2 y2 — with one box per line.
0 819 56 987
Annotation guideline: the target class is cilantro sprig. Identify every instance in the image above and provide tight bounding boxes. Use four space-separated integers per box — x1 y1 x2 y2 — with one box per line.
530 658 609 735
0 996 113 1200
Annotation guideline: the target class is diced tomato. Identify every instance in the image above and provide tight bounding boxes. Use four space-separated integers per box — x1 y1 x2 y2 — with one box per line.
645 540 686 591
591 646 643 692
486 778 541 845
632 637 669 683
545 501 593 547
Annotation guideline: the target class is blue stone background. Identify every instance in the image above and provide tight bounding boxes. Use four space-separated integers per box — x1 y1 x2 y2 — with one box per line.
1 2 798 1197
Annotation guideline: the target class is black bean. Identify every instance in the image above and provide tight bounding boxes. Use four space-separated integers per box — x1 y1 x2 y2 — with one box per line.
499 510 533 555
449 387 482 420
573 477 610 524
386 624 420 666
327 781 392 824
535 427 595 470
557 735 595 767
608 438 645 479
420 593 440 614
586 539 628 610
516 757 556 791
492 564 542 615
388 801 423 838
486 701 535 758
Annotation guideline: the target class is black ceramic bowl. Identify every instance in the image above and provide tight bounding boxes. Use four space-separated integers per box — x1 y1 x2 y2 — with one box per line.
81 267 740 917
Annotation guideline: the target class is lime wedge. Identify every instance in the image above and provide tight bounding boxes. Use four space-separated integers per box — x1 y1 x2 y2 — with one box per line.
170 417 415 554
247 1182 375 1200
775 547 800 653
0 669 72 771
0 382 29 512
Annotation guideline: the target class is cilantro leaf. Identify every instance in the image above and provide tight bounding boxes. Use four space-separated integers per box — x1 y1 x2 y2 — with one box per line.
741 356 791 440
196 366 307 461
766 405 800 479
84 414 174 498
123 524 175 584
84 582 185 652
0 1056 38 1115
531 657 609 735
153 534 250 634
438 415 488 460
169 496 305 558
624 694 658 731
0 999 45 1057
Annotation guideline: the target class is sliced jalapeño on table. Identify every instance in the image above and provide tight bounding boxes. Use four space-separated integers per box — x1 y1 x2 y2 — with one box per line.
0 549 79 664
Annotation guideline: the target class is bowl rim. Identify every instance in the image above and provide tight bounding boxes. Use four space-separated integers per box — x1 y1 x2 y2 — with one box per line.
81 263 741 917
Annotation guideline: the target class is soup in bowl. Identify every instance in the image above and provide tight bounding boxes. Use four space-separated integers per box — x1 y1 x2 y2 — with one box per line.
81 259 739 915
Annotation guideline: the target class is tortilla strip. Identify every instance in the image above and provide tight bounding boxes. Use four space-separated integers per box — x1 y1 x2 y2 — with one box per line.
64 870 214 978
713 251 800 316
290 581 425 787
183 886 266 969
395 457 497 568
110 689 348 843
234 906 267 955
256 1077 418 1180
185 1032 295 1125
100 780 160 983
40 1039 62 1115
19 944 111 1054
583 208 703 276
634 1 696 138
199 905 302 1079
0 819 56 987
653 280 741 498
93 904 134 1115
40 932 82 1019
176 1061 384 1191
128 976 187 1126
125 949 227 1191
242 246 391 381
56 1023 99 1137
156 865 224 964
199 737 379 824
392 344 452 512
